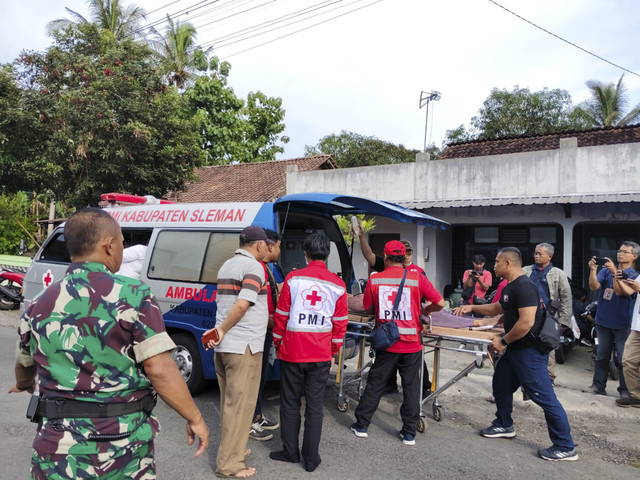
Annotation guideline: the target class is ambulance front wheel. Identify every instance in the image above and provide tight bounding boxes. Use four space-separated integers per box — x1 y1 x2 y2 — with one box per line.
171 333 206 395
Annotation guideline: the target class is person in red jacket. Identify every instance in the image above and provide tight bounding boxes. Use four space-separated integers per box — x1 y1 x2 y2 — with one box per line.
270 232 348 472
351 240 444 445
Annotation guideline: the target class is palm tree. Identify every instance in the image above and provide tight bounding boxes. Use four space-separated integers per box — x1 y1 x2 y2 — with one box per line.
46 0 147 40
150 16 200 89
579 75 640 127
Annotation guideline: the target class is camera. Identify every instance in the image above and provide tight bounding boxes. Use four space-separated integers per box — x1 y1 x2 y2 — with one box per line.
619 271 629 280
594 257 608 267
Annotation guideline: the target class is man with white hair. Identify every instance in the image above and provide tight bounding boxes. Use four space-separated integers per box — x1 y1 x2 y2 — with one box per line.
523 242 572 384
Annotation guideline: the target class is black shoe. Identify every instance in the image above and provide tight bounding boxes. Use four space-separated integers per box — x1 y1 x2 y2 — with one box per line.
256 414 279 430
538 446 578 461
350 423 368 438
615 396 640 408
304 459 321 472
581 385 606 395
479 425 516 438
249 422 273 441
269 450 299 463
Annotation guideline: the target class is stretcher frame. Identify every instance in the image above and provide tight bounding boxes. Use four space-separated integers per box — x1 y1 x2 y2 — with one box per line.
419 326 499 428
335 316 374 413
335 314 502 432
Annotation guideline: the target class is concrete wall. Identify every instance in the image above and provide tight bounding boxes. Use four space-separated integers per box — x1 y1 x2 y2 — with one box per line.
289 140 640 203
287 139 640 293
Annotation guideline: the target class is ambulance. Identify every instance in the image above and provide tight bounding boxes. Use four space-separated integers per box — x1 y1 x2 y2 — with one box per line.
22 192 447 394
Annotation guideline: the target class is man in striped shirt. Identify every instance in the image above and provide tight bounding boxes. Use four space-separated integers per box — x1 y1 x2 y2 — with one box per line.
270 233 348 472
202 226 273 479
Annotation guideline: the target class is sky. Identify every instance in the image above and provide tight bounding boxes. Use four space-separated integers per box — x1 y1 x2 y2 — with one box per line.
2 0 640 159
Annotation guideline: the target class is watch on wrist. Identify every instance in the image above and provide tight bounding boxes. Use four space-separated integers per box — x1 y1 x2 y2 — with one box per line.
501 337 509 347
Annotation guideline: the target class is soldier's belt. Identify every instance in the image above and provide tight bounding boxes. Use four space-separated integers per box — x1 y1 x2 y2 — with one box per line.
31 394 156 420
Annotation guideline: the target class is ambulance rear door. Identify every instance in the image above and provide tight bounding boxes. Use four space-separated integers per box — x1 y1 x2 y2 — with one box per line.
273 193 448 291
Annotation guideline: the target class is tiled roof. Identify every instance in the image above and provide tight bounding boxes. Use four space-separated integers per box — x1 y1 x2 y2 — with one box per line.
440 123 640 159
169 155 337 203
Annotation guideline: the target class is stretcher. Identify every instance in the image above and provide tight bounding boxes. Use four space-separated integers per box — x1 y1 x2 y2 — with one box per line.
335 313 374 413
418 314 503 431
334 309 503 428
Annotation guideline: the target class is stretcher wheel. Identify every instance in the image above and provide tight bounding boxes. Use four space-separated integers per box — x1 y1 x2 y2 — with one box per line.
432 405 442 422
417 418 425 433
337 399 348 412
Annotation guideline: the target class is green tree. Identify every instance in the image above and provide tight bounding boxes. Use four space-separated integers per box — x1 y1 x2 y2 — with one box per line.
336 214 376 245
47 0 147 41
150 15 199 89
185 57 289 165
0 192 37 255
469 86 590 140
1 23 203 208
577 75 640 127
443 124 474 145
304 130 429 167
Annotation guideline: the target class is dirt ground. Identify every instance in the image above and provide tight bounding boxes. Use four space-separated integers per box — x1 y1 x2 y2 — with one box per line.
3 308 639 470
334 340 640 468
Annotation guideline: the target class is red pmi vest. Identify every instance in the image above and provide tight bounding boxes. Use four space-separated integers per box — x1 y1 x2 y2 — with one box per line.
369 267 422 344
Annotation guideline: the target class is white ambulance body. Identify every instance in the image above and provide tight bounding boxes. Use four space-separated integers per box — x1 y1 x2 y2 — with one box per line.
23 193 447 393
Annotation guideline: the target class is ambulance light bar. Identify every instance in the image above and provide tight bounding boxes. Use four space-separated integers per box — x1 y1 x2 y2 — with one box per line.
100 193 176 205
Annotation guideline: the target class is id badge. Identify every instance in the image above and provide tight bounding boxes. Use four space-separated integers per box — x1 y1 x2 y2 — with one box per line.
603 288 614 301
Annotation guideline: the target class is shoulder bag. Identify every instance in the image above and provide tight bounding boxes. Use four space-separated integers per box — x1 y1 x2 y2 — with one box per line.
369 269 407 351
532 302 561 354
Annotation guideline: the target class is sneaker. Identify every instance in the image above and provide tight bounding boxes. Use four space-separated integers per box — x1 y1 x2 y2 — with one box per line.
581 385 606 396
350 423 368 438
256 414 279 430
538 446 579 461
479 425 516 438
249 422 273 441
399 431 415 445
615 396 640 408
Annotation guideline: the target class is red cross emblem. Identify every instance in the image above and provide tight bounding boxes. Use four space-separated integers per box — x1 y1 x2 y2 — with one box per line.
383 287 406 310
385 290 398 305
301 286 326 311
42 270 54 287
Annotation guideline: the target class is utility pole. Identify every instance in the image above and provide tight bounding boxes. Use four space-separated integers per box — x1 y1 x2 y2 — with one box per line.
419 90 441 152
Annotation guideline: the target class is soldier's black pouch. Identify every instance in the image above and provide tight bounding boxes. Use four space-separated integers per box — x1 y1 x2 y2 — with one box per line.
26 395 41 423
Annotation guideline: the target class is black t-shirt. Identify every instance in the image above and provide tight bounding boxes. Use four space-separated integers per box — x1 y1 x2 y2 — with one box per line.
373 255 385 273
499 275 544 349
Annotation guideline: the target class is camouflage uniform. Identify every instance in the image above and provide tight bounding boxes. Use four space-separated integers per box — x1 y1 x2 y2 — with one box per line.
17 262 176 480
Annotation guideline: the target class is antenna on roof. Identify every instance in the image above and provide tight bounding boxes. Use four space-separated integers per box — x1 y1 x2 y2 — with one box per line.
419 90 441 152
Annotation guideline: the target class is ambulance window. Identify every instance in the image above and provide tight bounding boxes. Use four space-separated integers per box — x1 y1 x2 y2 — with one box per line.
38 232 71 264
200 233 238 283
148 231 209 282
326 241 342 276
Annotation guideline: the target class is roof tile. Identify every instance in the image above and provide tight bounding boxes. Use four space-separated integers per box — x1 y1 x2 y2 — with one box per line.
169 155 336 203
440 123 640 159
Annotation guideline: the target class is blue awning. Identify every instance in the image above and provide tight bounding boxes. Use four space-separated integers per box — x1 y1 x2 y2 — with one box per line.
275 193 448 229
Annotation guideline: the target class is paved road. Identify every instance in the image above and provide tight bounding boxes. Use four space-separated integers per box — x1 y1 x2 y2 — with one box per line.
1 309 639 479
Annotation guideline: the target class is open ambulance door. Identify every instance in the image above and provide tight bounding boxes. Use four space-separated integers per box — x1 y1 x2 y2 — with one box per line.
273 193 448 291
